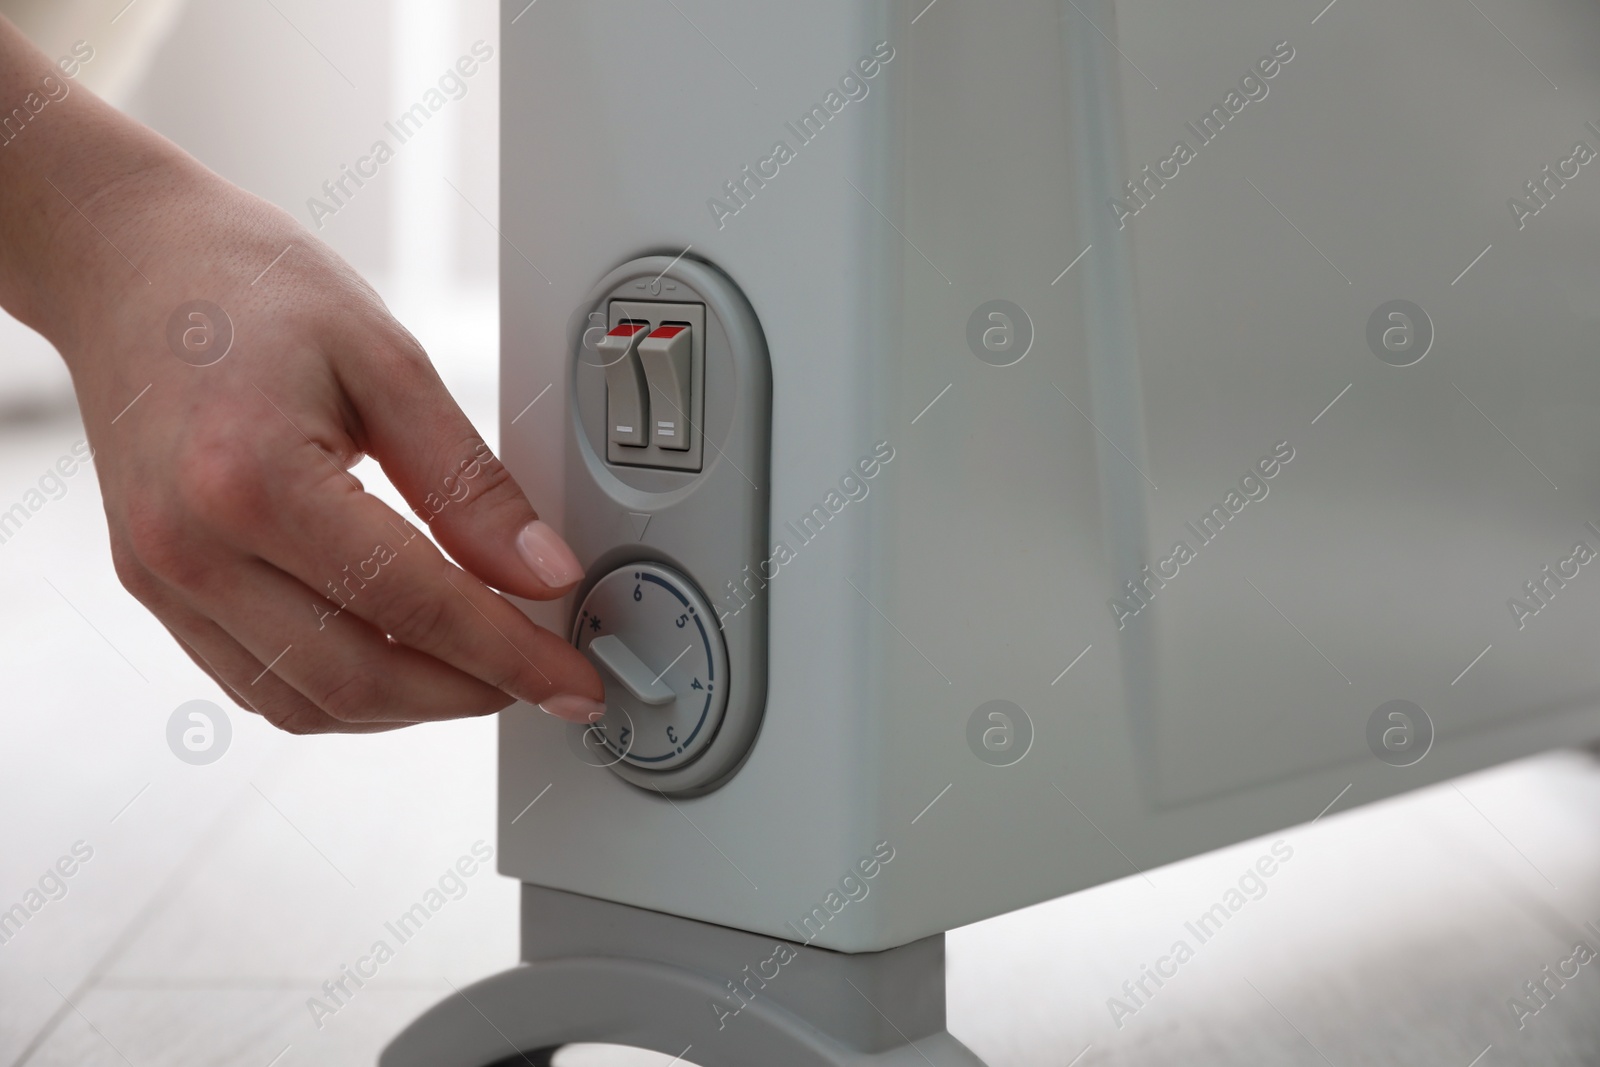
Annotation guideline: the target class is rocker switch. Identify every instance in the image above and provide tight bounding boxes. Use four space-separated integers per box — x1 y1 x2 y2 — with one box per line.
637 325 693 451
596 323 649 447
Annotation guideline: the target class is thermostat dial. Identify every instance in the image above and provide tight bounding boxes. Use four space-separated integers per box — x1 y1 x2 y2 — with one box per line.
572 562 729 773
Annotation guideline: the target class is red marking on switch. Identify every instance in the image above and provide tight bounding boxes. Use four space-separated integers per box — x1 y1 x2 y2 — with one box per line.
608 323 647 337
649 325 687 339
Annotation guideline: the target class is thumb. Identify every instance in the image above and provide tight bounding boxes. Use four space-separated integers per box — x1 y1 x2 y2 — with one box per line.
348 345 584 603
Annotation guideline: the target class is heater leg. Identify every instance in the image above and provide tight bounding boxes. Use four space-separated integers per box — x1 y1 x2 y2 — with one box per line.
379 885 988 1067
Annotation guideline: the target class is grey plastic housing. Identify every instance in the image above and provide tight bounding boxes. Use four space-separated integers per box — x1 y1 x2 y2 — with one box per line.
563 255 771 795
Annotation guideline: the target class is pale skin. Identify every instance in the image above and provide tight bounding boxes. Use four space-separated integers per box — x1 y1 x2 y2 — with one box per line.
0 17 606 733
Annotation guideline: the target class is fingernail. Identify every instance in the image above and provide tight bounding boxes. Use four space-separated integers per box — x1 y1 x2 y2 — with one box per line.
539 693 607 723
516 519 584 589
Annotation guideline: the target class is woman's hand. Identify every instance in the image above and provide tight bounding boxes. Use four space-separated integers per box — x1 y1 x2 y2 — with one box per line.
0 17 605 733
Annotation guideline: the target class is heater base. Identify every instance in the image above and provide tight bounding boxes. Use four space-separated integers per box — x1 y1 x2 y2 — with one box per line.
379 885 988 1067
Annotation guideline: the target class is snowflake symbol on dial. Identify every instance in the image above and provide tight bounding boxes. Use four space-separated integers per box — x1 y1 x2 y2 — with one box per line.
589 616 602 632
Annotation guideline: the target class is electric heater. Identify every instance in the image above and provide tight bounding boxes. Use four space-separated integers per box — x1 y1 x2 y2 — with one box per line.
386 1 1600 1063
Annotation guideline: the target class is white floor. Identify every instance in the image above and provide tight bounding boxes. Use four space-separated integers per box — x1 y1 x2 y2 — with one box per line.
4 404 1600 1066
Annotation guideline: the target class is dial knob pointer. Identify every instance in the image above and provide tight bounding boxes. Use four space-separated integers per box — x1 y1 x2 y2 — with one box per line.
587 634 677 706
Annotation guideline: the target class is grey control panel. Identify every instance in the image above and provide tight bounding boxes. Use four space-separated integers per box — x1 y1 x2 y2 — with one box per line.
564 256 771 796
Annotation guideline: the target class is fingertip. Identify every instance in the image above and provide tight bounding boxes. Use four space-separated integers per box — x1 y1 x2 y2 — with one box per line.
538 693 608 723
560 647 607 703
515 519 585 596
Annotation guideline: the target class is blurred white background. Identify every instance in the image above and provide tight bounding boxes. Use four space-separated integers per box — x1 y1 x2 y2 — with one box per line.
5 3 1600 1066
0 0 499 428
0 2 521 1064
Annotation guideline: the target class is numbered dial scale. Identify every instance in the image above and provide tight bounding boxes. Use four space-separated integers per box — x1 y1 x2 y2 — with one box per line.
572 562 730 772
